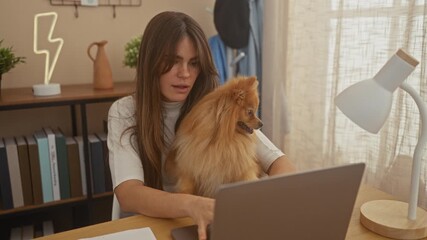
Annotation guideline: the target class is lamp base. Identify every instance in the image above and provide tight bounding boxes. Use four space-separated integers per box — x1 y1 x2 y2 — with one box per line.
33 83 61 96
360 200 427 239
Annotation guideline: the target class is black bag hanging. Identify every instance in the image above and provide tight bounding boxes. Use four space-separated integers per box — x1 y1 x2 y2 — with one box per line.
214 0 250 49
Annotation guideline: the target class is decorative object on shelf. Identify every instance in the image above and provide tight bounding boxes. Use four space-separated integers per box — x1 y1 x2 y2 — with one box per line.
123 36 141 69
33 12 64 97
50 0 141 18
335 49 427 239
87 40 114 90
0 40 26 97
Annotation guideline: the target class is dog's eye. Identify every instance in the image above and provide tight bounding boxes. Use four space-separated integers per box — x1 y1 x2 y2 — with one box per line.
247 109 254 117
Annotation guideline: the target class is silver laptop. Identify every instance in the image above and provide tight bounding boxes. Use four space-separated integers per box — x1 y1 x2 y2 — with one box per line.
171 162 365 240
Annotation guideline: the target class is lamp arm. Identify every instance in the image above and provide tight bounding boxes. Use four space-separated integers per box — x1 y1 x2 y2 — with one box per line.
400 82 427 220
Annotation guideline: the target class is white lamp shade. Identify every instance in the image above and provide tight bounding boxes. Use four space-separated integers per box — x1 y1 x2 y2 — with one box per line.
335 49 418 134
335 78 393 134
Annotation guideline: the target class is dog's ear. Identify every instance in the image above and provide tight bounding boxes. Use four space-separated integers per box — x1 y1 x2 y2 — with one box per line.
246 76 259 89
233 88 246 105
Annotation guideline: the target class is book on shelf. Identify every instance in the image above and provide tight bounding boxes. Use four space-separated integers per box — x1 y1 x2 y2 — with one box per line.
74 136 88 196
66 137 83 198
34 130 53 203
22 224 34 239
96 132 112 192
43 127 61 201
4 137 24 208
25 135 43 205
42 220 54 236
9 226 21 240
16 136 34 206
88 134 106 194
53 129 71 199
0 138 13 210
9 220 49 240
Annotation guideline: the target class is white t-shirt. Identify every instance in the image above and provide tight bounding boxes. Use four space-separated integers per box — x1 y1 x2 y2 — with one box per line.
107 95 285 218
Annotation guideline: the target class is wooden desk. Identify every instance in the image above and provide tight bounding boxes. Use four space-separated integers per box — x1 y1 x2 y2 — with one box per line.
36 185 395 240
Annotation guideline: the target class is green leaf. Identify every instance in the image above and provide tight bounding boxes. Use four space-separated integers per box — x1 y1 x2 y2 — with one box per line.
123 36 141 68
0 39 26 75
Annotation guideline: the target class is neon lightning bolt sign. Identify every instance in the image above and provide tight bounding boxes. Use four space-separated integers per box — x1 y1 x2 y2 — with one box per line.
33 12 64 85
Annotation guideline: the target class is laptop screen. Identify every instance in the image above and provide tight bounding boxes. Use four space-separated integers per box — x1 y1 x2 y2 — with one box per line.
172 163 365 240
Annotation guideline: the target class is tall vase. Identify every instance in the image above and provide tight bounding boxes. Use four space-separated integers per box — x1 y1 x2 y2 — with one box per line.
87 40 114 89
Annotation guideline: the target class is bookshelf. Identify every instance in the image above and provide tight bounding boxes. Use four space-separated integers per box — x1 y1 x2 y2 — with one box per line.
0 82 135 236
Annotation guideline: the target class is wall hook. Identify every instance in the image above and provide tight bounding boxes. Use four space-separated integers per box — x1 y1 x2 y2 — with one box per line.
230 52 246 66
112 5 116 18
74 4 79 18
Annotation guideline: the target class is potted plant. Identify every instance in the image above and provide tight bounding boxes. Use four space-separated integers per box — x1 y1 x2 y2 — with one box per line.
0 40 25 95
123 36 141 68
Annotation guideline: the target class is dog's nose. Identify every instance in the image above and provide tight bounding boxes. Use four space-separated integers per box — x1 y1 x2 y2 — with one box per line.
257 121 263 129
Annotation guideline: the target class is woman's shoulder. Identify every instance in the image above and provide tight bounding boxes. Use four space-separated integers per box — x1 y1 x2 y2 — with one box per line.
109 95 135 118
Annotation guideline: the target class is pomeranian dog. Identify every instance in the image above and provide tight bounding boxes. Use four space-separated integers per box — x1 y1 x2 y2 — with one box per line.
165 76 263 197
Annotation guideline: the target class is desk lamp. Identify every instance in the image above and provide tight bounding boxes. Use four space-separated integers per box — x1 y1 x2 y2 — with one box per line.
335 49 427 239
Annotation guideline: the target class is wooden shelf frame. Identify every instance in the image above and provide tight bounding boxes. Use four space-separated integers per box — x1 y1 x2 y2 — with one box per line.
0 82 134 226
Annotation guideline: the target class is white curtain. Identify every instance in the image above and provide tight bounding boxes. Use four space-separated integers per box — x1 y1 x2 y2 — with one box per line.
262 0 290 148
263 0 427 208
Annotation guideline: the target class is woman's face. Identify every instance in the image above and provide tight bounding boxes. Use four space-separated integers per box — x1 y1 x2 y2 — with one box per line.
160 36 200 102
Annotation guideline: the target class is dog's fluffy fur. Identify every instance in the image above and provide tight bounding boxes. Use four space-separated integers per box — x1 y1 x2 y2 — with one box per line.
165 76 263 197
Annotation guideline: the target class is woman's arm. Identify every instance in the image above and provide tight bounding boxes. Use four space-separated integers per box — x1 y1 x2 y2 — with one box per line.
115 179 214 240
267 155 296 176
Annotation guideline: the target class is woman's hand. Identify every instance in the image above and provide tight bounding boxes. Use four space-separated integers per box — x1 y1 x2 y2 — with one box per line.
185 195 215 240
115 180 215 239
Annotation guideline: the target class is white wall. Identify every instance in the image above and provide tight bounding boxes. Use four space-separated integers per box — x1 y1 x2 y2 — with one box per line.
0 0 216 88
0 0 217 137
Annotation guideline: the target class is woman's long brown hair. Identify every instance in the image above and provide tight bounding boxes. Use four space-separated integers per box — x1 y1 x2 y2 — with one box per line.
132 11 218 189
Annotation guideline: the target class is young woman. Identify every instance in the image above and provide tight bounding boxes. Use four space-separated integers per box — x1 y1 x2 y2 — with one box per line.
107 11 295 240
